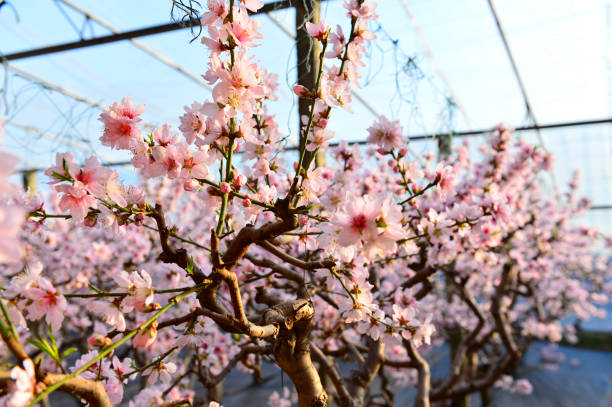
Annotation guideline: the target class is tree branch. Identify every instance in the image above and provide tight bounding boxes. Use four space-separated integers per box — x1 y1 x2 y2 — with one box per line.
311 343 353 407
404 339 430 407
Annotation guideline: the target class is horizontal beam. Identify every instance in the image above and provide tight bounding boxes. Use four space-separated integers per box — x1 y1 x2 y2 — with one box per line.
589 205 612 210
2 0 300 61
16 117 612 173
408 117 612 141
13 115 612 211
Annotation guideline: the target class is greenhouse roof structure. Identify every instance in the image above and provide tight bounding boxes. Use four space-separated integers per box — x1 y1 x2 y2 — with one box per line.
1 0 611 230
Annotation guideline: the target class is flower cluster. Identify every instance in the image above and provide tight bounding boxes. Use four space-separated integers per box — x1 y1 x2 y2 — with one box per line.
0 1 610 407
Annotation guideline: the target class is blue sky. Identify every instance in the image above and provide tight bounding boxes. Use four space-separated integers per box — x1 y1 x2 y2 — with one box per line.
1 0 611 230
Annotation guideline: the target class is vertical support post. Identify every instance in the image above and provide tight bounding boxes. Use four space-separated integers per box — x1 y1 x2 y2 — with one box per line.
295 0 324 167
22 170 36 192
437 133 452 160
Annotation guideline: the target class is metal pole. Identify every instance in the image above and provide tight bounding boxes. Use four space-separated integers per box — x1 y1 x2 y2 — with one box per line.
295 0 323 167
486 0 560 197
1 0 302 62
56 0 213 91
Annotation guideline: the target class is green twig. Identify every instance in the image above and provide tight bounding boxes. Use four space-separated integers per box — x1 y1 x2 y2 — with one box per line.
28 285 204 406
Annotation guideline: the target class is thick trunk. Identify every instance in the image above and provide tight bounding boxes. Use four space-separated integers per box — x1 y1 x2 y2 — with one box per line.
275 336 327 407
207 382 223 403
263 300 328 407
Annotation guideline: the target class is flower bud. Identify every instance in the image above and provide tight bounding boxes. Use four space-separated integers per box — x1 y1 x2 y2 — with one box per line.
84 212 98 228
88 333 112 348
233 174 246 188
293 85 313 99
134 213 145 226
133 321 158 349
183 178 200 191
220 182 231 194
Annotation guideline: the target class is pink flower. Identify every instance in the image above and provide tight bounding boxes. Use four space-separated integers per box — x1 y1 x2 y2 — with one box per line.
328 194 405 261
339 282 376 323
99 97 145 150
392 304 416 340
356 309 387 341
142 359 177 385
326 25 346 59
44 152 78 184
0 151 19 193
126 185 145 206
57 181 97 223
225 7 263 48
201 0 228 26
417 209 453 245
494 375 514 391
434 163 456 197
106 170 128 207
362 196 404 257
75 156 111 198
306 21 331 41
267 387 292 407
0 359 36 407
253 158 271 176
71 351 126 403
0 205 24 263
113 270 155 312
72 351 105 381
366 116 404 150
23 277 67 331
152 145 183 179
112 356 133 382
242 0 263 12
212 52 265 114
179 102 207 144
90 301 126 331
178 143 211 180
104 377 126 405
5 261 42 297
293 85 313 99
411 317 435 347
133 322 158 348
306 128 334 151
320 74 352 111
344 0 378 20
513 379 533 395
333 195 378 247
153 123 181 146
97 205 124 236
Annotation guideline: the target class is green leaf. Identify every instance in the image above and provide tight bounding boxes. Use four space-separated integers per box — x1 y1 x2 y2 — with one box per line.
28 339 53 357
48 327 57 351
51 171 72 183
88 283 103 294
185 257 194 275
61 347 78 360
